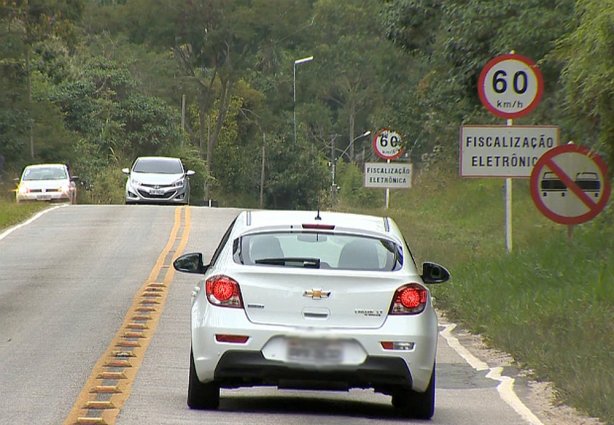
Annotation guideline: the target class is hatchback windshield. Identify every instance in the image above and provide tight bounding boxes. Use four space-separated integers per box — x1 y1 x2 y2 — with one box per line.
234 232 403 271
133 158 184 174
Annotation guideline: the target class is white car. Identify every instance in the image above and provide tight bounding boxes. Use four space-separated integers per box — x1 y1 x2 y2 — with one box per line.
122 156 194 205
16 163 77 204
173 210 450 419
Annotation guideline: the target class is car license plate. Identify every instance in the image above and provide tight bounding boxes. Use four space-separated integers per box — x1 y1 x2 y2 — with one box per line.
36 194 52 200
149 188 165 195
287 338 343 365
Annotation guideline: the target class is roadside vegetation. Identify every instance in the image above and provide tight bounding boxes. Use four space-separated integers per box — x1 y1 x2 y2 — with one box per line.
0 183 48 231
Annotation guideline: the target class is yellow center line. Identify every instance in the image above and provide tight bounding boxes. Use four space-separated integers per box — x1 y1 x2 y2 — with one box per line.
63 206 191 425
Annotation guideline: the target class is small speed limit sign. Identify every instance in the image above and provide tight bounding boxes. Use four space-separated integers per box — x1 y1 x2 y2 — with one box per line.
373 129 404 160
478 53 543 119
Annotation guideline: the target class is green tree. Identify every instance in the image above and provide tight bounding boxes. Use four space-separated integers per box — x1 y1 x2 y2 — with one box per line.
265 136 328 210
380 0 575 164
0 0 84 167
555 0 614 164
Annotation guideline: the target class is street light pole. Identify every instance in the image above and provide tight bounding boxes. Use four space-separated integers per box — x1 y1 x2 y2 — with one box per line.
293 55 314 143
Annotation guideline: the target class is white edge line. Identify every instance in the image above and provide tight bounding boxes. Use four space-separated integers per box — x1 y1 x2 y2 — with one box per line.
440 322 545 425
0 205 66 241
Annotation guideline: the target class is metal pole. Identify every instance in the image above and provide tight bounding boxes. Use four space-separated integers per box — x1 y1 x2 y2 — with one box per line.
181 94 186 146
292 56 313 144
506 118 513 253
385 159 390 209
260 137 265 209
293 63 297 144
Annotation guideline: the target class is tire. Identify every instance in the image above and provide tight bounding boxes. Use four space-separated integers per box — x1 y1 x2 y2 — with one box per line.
188 348 220 410
392 367 435 420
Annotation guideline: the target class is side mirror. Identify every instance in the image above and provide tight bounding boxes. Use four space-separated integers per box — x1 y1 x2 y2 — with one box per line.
186 170 195 177
421 262 450 284
173 252 208 274
122 168 130 175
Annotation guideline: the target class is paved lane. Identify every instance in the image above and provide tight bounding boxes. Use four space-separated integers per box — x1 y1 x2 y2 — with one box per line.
0 205 177 425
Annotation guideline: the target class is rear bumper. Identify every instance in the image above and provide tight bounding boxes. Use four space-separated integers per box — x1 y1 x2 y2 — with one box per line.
192 304 438 393
214 350 412 393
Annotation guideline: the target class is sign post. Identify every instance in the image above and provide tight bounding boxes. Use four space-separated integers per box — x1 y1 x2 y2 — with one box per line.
475 52 544 253
370 129 405 208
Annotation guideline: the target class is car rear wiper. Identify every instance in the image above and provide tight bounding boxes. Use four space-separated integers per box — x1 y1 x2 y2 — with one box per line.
254 257 321 268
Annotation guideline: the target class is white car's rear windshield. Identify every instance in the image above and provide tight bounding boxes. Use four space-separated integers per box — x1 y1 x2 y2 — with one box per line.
234 232 403 271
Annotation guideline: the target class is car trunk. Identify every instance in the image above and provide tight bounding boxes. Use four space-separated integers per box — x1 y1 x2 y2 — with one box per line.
230 266 414 329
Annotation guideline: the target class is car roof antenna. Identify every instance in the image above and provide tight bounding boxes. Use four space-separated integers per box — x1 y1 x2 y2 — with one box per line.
315 205 322 221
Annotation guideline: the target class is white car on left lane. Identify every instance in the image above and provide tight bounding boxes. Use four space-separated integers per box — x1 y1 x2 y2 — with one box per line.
15 163 78 204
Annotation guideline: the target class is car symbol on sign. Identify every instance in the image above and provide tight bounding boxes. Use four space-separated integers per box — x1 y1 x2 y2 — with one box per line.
541 172 566 197
574 172 600 197
540 171 601 197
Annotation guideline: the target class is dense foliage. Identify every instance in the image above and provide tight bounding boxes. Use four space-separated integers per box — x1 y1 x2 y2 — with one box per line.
1 0 612 207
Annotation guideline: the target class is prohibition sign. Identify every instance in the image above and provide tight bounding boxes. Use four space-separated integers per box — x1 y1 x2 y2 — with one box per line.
530 144 611 225
478 54 544 119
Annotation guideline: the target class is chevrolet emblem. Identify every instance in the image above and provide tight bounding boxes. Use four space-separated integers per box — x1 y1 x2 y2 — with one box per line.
303 289 331 300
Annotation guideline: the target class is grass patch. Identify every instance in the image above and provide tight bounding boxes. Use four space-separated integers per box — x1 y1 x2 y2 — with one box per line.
0 200 49 231
344 166 613 423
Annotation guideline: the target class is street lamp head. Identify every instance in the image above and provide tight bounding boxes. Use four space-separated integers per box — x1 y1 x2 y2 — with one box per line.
294 56 314 65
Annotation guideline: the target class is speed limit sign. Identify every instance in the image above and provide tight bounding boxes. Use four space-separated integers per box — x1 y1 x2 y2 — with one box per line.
478 53 543 119
373 129 404 160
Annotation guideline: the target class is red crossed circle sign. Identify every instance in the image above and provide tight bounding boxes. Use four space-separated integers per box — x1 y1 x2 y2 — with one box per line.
530 144 611 225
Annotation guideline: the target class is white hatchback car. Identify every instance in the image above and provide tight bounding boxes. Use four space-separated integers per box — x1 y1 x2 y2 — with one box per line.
122 156 194 205
16 163 77 204
174 210 450 419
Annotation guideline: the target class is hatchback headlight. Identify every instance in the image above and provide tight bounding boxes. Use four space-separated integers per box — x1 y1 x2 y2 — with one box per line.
173 178 186 188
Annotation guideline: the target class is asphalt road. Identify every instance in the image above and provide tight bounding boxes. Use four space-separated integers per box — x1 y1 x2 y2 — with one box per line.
0 205 553 425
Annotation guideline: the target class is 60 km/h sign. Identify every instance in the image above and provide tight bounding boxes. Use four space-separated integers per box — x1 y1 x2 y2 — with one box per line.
530 144 611 225
372 129 404 160
478 53 544 119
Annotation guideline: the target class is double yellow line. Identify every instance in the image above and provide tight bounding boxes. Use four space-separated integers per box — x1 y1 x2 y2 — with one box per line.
63 206 191 425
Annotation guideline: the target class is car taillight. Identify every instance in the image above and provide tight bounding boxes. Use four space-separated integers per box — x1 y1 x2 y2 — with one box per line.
205 275 243 309
389 283 428 315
